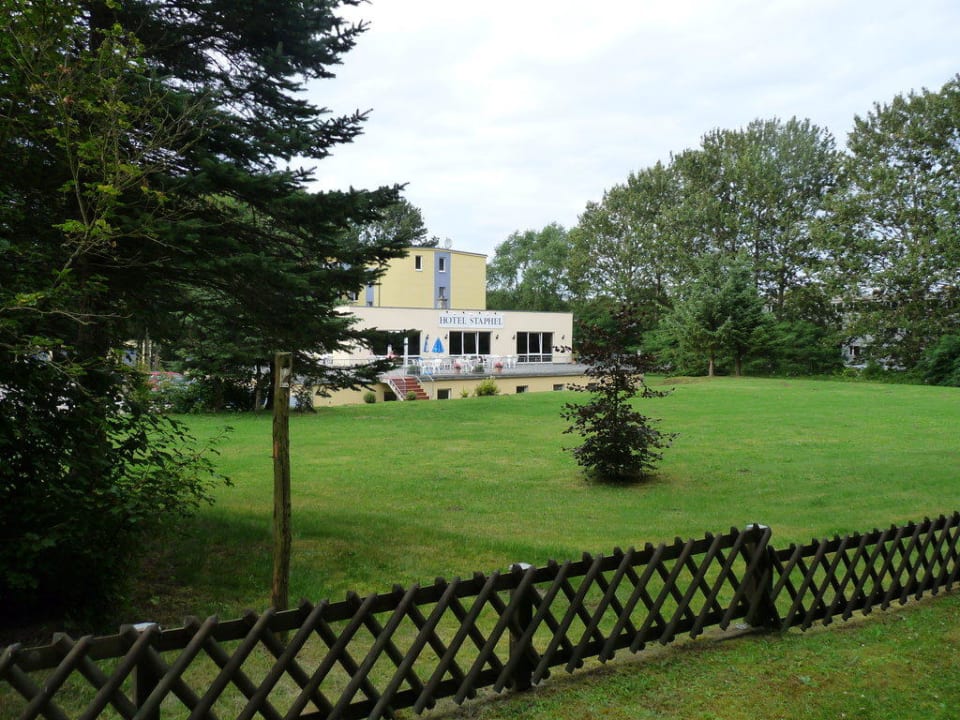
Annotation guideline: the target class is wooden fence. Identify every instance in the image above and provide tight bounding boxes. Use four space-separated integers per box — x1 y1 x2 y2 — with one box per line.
2 513 959 720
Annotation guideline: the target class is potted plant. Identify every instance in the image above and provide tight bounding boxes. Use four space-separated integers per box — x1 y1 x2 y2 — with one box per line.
493 361 503 373
453 361 462 374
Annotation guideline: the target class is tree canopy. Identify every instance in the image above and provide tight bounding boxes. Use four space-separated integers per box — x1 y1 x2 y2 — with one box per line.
0 0 407 615
345 197 438 249
490 77 960 381
486 223 571 311
820 76 960 369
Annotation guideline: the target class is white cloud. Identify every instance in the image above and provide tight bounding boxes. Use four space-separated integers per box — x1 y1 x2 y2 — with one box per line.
309 0 960 257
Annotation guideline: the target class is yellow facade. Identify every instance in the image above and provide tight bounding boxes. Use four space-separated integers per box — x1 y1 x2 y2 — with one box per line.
350 247 487 310
319 245 581 406
312 371 589 406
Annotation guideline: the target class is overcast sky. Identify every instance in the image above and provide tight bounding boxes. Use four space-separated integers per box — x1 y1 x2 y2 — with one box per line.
307 1 959 258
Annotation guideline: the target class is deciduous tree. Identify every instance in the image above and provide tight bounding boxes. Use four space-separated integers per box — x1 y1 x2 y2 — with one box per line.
486 223 571 311
820 75 960 368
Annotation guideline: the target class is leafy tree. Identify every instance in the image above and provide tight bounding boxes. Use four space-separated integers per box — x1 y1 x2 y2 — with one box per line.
746 319 843 376
486 223 571 311
562 305 675 483
0 0 406 616
568 162 686 314
346 197 438 248
672 118 841 318
658 254 769 376
916 334 960 386
820 75 960 369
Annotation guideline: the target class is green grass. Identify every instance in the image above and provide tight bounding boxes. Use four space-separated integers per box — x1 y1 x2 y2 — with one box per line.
149 376 960 622
118 377 960 718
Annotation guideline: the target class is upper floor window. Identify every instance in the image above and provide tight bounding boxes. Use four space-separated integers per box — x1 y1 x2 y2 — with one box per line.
414 255 423 271
438 257 446 272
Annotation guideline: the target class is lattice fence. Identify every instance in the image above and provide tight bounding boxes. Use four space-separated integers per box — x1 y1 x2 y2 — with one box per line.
2 515 959 720
769 513 960 630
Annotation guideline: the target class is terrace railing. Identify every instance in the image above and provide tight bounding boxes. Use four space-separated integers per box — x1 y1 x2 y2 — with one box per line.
2 513 959 719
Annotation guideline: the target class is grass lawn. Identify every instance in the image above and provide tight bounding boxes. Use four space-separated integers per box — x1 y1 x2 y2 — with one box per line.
153 376 960 622
122 376 960 719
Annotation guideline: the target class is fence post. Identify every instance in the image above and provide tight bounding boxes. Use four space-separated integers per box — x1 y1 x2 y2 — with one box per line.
508 562 535 691
127 622 161 720
743 524 777 629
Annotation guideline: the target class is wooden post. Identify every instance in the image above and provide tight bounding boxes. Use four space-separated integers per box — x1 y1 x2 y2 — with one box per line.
126 622 160 720
272 352 292 611
743 524 777 629
508 562 535 691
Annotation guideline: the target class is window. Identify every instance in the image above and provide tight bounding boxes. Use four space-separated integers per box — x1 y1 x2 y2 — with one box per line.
449 331 492 356
437 389 451 400
438 257 447 272
515 385 529 394
415 255 423 271
553 383 565 391
437 286 446 299
515 331 554 362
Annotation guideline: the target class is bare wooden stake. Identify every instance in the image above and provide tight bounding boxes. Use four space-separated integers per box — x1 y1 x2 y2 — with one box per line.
272 352 292 611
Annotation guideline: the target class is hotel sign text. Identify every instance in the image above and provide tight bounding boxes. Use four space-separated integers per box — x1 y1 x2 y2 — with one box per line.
438 311 504 329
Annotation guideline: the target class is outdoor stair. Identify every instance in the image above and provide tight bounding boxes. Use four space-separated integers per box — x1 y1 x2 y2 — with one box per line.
391 375 429 401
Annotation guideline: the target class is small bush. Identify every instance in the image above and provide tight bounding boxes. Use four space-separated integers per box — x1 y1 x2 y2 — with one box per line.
460 388 470 398
405 390 418 401
917 334 960 386
294 387 316 413
363 391 377 404
563 304 675 483
474 378 500 396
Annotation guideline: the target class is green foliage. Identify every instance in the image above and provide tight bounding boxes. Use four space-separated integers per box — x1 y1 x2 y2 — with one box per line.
562 305 675 482
820 75 960 369
657 254 769 376
671 118 840 317
746 319 844 376
363 391 377 404
0 0 405 616
916 334 960 386
293 387 316 414
405 391 417 401
569 162 685 315
473 378 500 396
0 358 227 618
486 223 571 311
344 197 437 248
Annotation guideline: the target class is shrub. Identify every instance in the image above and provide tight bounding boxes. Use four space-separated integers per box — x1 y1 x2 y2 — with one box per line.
294 387 316 413
917 334 960 386
474 378 500 396
563 304 675 483
363 391 377 404
405 390 418 401
0 359 228 620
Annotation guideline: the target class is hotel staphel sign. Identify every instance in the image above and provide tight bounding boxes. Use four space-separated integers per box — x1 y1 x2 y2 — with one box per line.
438 311 504 329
